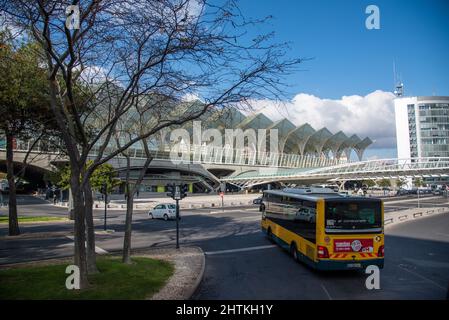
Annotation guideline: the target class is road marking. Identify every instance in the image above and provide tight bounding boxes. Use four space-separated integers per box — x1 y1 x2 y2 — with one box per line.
205 245 276 255
397 264 446 291
65 236 109 254
320 284 333 300
233 216 260 222
208 209 249 214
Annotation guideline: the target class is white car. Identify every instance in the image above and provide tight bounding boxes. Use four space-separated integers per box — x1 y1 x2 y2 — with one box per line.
148 203 177 221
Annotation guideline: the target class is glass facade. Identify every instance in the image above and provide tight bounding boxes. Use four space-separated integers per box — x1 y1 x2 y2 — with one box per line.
407 104 418 158
417 103 449 157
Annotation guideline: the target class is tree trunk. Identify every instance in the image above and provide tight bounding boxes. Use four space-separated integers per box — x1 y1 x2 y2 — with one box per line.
71 169 89 289
6 132 20 236
121 144 152 264
122 185 134 264
84 182 98 274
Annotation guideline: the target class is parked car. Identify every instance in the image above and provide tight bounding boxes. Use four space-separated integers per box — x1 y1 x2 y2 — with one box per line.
409 188 431 195
396 189 410 196
432 189 443 195
253 197 263 205
148 203 177 221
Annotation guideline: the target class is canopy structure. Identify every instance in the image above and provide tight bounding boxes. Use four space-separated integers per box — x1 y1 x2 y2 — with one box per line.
151 106 373 162
354 137 373 161
323 131 348 159
337 134 362 160
304 128 333 156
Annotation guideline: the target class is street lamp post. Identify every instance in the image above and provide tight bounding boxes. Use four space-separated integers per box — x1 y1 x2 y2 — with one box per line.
175 198 180 249
103 184 108 231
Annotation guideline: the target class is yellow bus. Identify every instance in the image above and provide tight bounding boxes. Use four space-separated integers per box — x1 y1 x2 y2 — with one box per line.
261 188 384 270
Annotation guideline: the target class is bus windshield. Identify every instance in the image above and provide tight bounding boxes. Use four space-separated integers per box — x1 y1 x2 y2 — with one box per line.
325 200 382 233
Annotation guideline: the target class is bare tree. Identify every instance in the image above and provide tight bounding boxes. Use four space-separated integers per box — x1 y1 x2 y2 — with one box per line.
3 0 300 288
113 95 171 264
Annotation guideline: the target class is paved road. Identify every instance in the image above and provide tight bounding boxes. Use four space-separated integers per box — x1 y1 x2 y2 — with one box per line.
0 203 263 264
1 193 445 216
1 195 448 299
193 213 449 300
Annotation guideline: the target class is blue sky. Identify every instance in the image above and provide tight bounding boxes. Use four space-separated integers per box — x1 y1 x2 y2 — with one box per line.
238 0 449 99
234 0 449 159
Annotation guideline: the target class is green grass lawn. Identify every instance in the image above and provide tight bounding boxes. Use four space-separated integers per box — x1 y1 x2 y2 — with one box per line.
0 257 174 299
0 216 68 223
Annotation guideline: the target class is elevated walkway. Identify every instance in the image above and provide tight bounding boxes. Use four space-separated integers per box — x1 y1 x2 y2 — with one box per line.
222 157 449 188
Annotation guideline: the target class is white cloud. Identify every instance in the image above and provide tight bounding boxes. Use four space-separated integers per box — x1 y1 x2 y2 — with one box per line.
248 90 397 149
182 92 203 103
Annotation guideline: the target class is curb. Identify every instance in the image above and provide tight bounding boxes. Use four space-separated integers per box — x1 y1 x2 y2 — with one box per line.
384 207 448 228
184 246 206 300
0 230 73 241
0 256 74 269
0 219 72 226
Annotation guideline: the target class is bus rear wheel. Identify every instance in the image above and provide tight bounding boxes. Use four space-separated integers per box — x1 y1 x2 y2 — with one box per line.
267 227 274 243
290 243 298 261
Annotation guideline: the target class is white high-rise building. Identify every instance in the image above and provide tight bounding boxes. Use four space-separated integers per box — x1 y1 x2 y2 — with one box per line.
394 96 449 185
394 96 449 159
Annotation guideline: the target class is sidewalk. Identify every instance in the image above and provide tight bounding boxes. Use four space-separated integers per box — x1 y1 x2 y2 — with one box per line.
384 206 448 227
143 246 205 300
52 193 261 211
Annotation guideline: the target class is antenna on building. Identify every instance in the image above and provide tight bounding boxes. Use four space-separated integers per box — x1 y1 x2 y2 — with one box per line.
393 61 404 97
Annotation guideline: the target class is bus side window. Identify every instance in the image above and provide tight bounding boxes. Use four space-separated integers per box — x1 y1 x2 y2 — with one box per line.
293 201 317 243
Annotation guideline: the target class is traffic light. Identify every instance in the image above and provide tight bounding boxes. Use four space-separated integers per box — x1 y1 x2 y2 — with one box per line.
181 184 188 199
166 183 175 199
